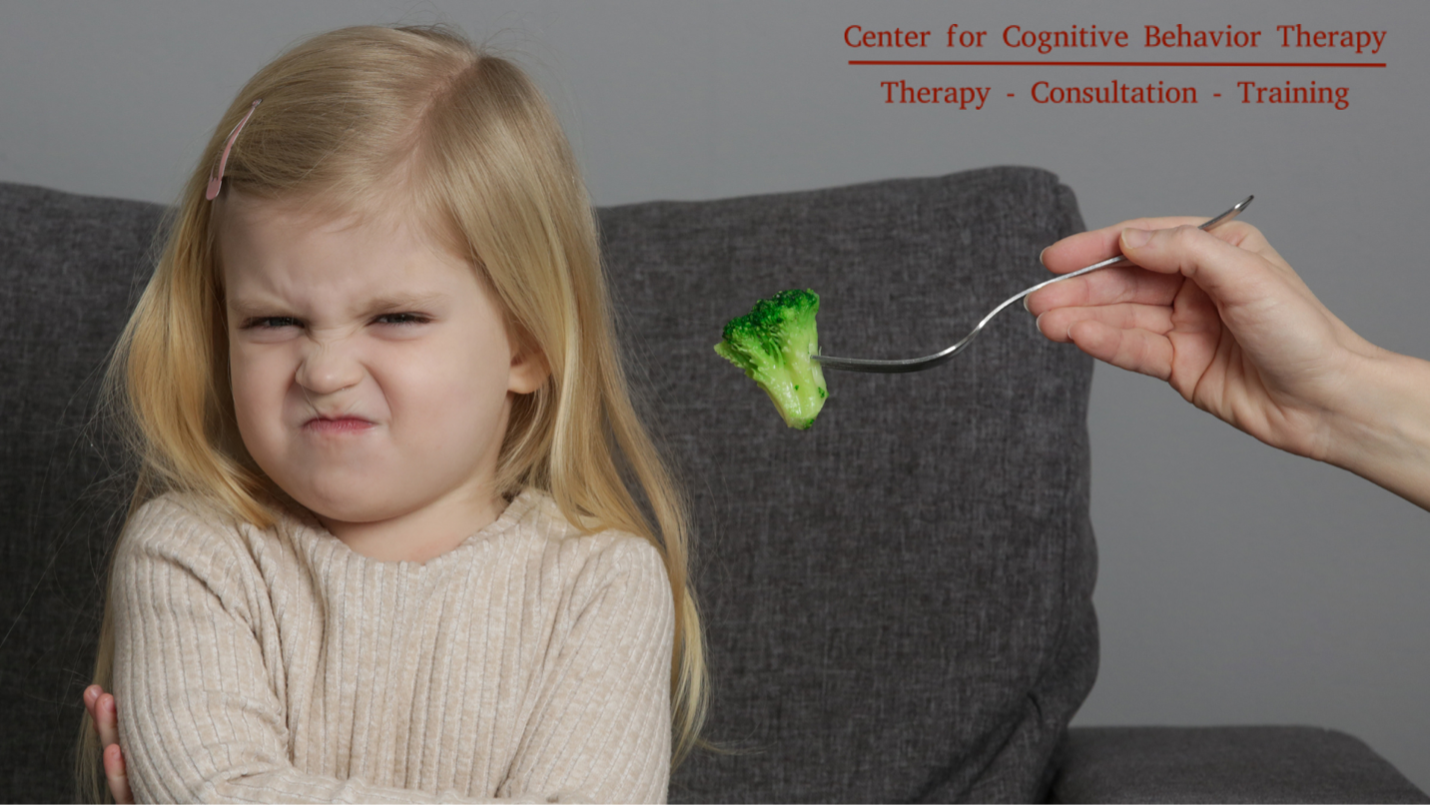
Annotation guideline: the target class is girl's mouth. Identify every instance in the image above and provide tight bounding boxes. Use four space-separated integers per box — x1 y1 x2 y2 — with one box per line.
304 417 374 435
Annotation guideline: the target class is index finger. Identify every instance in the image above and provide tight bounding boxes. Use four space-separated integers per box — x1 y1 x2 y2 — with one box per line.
97 693 120 751
1042 216 1209 275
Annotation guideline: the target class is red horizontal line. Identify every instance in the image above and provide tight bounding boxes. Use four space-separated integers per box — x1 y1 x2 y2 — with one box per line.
849 60 1385 67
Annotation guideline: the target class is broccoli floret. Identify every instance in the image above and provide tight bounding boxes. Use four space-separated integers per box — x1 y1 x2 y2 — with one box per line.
713 288 829 430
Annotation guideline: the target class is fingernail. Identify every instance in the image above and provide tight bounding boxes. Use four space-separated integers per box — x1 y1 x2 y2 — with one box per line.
1037 246 1048 267
1035 312 1044 333
1122 227 1151 249
1023 294 1032 314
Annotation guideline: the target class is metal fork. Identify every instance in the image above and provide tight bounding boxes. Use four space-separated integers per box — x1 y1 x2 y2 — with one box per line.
811 196 1253 373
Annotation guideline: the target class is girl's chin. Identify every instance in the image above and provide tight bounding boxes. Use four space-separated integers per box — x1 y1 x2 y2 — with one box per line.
287 486 407 527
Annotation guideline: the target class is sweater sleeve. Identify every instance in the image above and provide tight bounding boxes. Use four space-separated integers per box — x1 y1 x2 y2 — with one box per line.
110 497 598 804
499 535 675 804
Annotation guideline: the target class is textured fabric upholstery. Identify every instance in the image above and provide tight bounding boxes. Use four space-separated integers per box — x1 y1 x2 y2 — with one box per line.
597 167 1097 802
5 170 1417 803
1050 726 1429 803
1 183 167 803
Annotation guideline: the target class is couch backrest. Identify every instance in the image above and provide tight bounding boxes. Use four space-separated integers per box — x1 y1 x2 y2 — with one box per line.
0 166 1096 802
1 181 169 802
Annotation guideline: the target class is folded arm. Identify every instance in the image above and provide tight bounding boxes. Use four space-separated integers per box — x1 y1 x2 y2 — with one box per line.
111 497 673 803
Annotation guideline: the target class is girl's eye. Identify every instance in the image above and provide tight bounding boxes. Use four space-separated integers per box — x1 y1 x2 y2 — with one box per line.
374 313 430 326
241 316 300 330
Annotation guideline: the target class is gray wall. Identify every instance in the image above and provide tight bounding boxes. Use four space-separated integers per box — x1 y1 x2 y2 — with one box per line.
4 0 1427 793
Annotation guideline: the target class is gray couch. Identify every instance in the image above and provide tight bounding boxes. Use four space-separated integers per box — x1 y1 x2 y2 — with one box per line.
2 168 1424 803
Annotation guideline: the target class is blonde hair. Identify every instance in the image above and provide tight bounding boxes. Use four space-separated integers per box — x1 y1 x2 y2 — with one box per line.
78 23 709 802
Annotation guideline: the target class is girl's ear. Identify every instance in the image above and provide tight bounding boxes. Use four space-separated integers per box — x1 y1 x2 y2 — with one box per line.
507 330 549 395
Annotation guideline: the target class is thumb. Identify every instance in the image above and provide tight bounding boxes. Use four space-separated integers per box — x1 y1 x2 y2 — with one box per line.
1120 224 1276 310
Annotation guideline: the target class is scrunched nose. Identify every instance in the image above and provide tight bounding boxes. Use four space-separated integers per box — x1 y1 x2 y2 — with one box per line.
296 340 363 396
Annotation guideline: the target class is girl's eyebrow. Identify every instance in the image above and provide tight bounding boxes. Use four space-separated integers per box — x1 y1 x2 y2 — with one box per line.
226 295 286 319
228 291 445 318
361 292 444 313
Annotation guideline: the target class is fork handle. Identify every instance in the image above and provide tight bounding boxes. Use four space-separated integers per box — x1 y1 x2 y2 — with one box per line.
812 195 1253 373
1023 195 1254 296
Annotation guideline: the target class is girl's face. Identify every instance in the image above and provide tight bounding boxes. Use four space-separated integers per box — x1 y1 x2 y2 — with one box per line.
218 192 546 559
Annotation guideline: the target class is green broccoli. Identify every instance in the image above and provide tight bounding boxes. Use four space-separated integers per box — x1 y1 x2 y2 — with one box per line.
713 288 829 430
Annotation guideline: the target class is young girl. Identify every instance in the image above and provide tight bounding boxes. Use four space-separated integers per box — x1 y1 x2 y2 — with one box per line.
77 23 707 803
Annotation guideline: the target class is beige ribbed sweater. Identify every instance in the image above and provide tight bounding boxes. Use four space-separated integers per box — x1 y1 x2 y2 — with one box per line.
111 489 673 804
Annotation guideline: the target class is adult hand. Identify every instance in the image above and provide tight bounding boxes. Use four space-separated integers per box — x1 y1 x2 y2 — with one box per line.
84 684 134 804
1026 216 1430 511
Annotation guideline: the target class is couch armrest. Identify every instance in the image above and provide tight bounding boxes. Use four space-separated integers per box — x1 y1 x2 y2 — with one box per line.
1049 726 1427 803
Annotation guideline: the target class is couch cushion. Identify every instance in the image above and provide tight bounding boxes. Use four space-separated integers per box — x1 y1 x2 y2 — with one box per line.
1050 726 1430 803
0 166 1096 802
597 166 1096 802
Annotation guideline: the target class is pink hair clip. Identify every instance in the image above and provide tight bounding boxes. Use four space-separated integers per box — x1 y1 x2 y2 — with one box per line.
206 99 262 201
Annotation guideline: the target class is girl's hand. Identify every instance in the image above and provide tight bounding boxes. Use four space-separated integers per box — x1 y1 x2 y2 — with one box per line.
1026 217 1384 464
83 684 134 804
